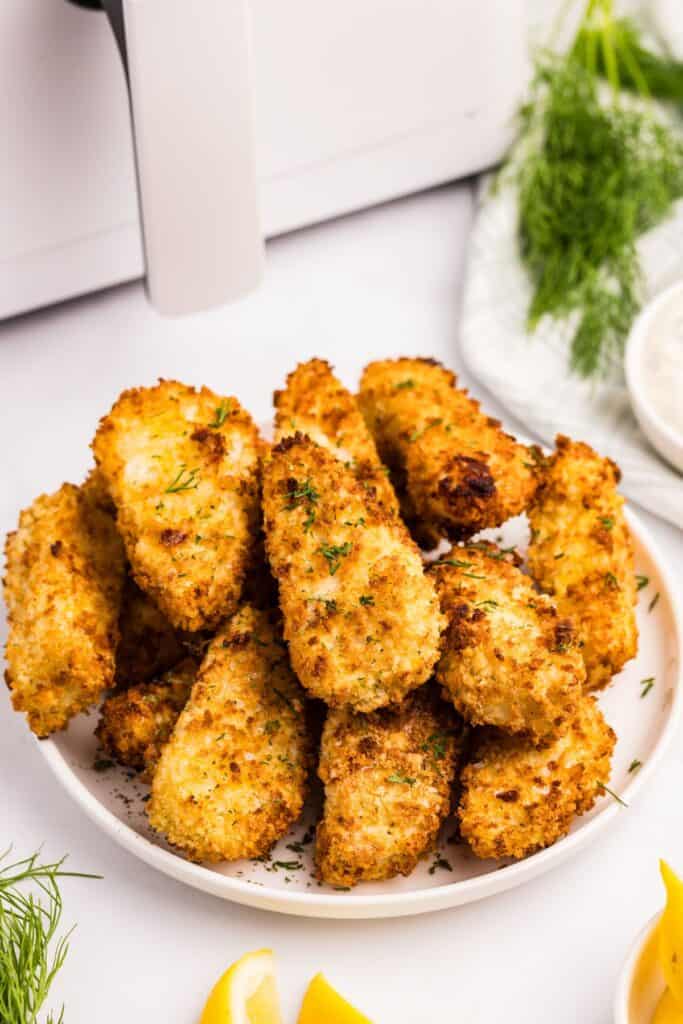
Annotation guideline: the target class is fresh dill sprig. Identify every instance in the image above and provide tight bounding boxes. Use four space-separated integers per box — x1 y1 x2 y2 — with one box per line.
317 541 353 576
513 1 683 376
208 400 231 429
165 465 200 494
573 14 683 104
0 848 99 1024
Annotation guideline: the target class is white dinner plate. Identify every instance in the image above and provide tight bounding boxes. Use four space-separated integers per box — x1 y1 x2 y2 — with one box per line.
39 500 682 919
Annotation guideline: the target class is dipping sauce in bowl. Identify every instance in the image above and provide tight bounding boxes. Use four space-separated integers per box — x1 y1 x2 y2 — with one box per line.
625 281 683 474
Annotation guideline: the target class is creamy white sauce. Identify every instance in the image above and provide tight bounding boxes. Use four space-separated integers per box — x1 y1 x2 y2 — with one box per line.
642 289 683 436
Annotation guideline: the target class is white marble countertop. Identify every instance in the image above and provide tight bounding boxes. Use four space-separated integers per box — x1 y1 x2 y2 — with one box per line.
2 182 682 1023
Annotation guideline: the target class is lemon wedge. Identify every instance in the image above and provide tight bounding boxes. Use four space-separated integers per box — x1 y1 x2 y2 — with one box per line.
653 989 683 1024
199 949 282 1024
298 973 372 1024
660 861 683 1007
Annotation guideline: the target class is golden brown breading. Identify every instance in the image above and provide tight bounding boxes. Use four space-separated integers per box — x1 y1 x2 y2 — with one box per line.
274 359 399 516
115 577 185 687
92 380 261 632
3 481 125 736
432 543 584 742
315 687 463 887
527 434 638 690
96 657 197 778
81 467 116 514
358 358 539 543
262 434 444 711
458 696 616 860
147 605 310 863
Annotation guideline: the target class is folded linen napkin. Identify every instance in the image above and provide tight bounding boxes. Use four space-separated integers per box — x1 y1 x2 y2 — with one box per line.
459 178 683 529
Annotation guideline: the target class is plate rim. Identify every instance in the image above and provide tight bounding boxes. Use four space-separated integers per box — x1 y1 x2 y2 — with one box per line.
37 506 683 919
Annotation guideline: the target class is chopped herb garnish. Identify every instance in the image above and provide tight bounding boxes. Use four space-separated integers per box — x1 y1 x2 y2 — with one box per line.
628 759 643 774
422 733 447 762
394 379 415 390
475 600 499 610
386 771 416 786
441 559 473 570
462 572 487 580
598 516 615 530
467 542 517 561
410 418 443 442
208 399 231 428
598 782 628 807
318 541 352 576
359 595 375 606
605 571 620 590
303 509 316 532
636 575 650 591
649 592 661 612
165 466 200 494
640 677 655 698
554 552 565 560
428 857 453 875
272 860 303 872
264 720 281 737
306 596 337 613
93 758 114 772
283 479 319 509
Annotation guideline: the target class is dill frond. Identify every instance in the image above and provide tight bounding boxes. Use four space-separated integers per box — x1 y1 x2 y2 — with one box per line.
0 848 98 1024
514 3 683 376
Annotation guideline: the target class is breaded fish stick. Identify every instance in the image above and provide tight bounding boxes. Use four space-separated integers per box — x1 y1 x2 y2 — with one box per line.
528 435 638 690
97 657 197 778
115 577 185 687
316 687 462 887
459 696 616 860
92 380 261 632
432 543 584 742
3 481 125 736
262 434 444 711
358 358 539 543
148 605 310 863
274 359 399 515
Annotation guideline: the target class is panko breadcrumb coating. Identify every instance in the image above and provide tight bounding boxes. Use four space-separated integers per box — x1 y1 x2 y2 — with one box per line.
115 577 185 687
316 687 463 887
528 435 638 690
3 481 125 736
274 359 399 515
358 358 539 544
432 543 584 742
458 696 616 860
262 434 444 711
92 380 261 633
148 605 310 863
97 657 197 778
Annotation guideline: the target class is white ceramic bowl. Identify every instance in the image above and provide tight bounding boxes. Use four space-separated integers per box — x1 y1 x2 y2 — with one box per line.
614 912 664 1024
625 281 683 475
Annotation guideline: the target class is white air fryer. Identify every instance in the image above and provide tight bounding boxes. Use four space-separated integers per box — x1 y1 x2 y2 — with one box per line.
1 0 529 319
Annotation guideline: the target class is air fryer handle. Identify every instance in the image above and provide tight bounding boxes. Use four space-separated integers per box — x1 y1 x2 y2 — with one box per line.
103 0 264 315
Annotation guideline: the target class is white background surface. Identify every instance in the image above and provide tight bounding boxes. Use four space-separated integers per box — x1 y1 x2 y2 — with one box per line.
2 183 682 1023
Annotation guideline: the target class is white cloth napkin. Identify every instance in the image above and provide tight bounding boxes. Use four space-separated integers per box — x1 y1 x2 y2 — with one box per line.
460 178 683 529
